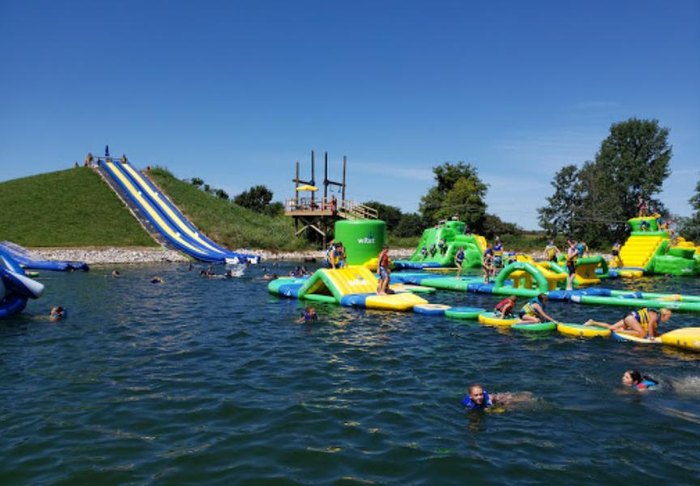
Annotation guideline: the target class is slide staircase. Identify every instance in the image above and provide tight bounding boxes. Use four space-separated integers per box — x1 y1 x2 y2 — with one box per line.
619 234 665 271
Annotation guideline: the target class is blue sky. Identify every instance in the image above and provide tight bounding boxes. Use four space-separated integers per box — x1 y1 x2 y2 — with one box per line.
1 0 698 229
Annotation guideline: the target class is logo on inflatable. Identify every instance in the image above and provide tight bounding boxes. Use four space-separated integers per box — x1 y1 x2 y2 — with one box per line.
357 232 375 245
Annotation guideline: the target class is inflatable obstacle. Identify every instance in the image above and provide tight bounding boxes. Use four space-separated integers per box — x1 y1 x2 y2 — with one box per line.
0 241 89 272
268 266 427 311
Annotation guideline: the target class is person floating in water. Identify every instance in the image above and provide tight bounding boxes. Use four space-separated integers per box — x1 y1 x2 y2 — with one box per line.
585 308 671 339
49 306 66 322
462 383 534 412
622 370 658 391
296 306 318 323
111 270 121 278
517 293 558 324
150 276 164 284
495 295 517 319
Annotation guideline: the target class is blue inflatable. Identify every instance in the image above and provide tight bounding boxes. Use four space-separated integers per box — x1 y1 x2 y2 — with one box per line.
0 254 45 318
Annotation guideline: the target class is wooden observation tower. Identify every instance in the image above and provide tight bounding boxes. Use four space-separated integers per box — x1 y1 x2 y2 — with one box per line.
285 151 378 247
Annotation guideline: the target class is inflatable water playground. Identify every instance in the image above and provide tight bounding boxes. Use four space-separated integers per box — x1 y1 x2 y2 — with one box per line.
0 241 89 272
0 252 44 318
99 158 259 264
612 216 699 277
392 220 486 270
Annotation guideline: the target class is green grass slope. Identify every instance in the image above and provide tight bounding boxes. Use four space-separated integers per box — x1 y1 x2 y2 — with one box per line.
0 167 156 247
148 168 310 251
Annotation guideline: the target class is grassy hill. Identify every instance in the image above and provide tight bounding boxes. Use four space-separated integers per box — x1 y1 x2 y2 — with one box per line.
0 166 312 251
148 168 309 251
0 167 156 247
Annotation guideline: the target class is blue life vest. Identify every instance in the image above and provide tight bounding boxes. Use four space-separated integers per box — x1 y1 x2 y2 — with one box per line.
462 390 492 410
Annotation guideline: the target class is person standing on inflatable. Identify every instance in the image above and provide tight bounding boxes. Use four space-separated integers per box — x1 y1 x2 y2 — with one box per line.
543 240 560 262
377 245 391 295
565 239 577 291
455 246 465 277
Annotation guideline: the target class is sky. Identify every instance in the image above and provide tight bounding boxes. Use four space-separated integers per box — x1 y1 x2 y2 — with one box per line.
1 0 698 230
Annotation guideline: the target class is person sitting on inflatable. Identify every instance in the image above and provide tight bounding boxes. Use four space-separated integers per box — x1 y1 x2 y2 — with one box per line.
622 370 658 391
584 308 671 339
495 295 517 319
517 293 558 324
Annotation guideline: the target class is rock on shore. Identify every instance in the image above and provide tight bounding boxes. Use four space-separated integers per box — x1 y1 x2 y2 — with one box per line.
29 246 416 265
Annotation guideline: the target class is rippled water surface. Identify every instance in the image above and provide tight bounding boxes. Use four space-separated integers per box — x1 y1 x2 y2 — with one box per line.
2 263 700 484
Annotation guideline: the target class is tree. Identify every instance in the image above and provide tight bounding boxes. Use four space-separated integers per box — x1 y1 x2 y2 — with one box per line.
585 118 672 242
678 178 700 241
419 162 488 230
538 118 672 244
214 188 229 200
234 185 274 213
394 212 425 237
537 164 583 238
481 213 523 239
362 201 403 231
190 177 204 188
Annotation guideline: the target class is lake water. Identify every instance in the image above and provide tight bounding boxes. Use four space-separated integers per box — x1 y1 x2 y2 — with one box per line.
2 263 700 484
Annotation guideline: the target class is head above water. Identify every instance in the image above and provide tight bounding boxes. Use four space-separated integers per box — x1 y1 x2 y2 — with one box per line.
468 383 486 405
622 370 643 386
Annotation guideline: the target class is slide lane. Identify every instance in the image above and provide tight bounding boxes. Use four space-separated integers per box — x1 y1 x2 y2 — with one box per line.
119 162 258 263
104 162 222 262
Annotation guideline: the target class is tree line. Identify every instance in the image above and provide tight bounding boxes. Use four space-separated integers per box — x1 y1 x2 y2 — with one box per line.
188 118 700 246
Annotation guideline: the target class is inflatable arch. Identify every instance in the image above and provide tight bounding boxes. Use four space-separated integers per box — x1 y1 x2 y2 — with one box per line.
494 261 551 293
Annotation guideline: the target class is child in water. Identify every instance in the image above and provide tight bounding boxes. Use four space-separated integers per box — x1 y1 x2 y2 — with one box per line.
622 370 658 391
49 306 66 322
296 306 318 323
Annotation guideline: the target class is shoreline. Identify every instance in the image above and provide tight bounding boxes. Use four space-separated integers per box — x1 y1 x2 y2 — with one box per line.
29 246 417 265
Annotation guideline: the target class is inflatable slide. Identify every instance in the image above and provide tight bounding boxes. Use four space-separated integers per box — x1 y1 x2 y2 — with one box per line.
101 160 258 264
0 252 45 318
393 220 485 269
0 241 89 272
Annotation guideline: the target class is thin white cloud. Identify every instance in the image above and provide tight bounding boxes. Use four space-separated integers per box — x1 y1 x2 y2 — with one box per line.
352 161 433 182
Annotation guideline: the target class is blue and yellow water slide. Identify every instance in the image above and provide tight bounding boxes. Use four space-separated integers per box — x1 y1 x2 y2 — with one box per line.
103 161 258 263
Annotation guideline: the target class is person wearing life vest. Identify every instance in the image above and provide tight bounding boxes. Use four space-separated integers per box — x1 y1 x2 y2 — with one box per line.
611 242 622 267
495 295 517 319
455 246 465 277
493 237 504 269
543 241 560 262
622 370 658 391
296 306 318 323
482 244 494 283
585 308 672 339
517 293 558 324
377 245 391 295
462 384 493 411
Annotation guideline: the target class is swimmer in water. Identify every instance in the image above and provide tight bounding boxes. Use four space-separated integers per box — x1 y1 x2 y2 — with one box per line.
296 306 318 323
622 370 658 391
462 383 534 412
150 276 164 284
49 306 66 322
